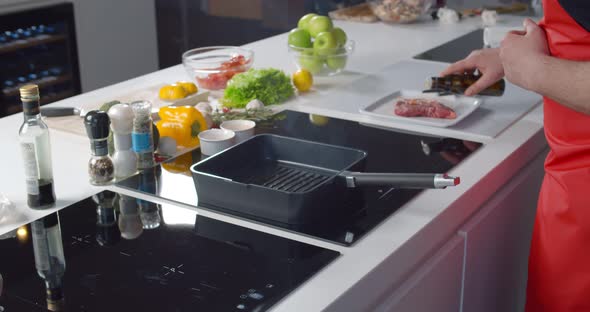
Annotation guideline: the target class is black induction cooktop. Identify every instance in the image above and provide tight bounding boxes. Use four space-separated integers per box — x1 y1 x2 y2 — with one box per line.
414 29 484 63
117 110 480 246
0 191 339 312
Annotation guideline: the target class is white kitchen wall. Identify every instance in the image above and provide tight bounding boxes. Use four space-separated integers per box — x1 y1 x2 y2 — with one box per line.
71 0 159 92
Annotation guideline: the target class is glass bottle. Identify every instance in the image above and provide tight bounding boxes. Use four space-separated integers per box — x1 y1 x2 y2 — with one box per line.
30 212 66 310
427 74 505 96
84 110 114 185
18 84 56 209
131 100 155 169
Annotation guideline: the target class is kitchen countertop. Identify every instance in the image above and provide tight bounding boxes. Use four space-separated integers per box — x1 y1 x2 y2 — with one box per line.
0 15 547 311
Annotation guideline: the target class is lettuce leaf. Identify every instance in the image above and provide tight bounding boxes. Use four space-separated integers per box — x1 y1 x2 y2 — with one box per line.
222 68 294 108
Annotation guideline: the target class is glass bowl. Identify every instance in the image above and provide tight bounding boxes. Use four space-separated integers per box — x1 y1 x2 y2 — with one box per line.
182 46 254 91
288 41 354 76
367 0 434 23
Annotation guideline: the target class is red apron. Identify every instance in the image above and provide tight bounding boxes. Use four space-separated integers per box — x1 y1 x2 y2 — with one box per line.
526 0 590 311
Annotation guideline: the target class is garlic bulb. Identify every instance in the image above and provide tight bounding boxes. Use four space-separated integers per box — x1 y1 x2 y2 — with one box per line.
246 99 264 110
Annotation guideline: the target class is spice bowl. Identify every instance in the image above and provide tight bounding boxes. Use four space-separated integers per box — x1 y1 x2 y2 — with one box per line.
220 120 256 143
198 129 236 156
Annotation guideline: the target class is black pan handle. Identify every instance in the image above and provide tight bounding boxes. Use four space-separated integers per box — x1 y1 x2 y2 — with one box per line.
342 172 460 189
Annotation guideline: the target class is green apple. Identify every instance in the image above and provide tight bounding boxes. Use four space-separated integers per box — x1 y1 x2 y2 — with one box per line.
308 15 333 38
298 13 317 31
313 31 338 56
332 27 347 47
298 51 323 74
288 28 312 48
326 54 348 70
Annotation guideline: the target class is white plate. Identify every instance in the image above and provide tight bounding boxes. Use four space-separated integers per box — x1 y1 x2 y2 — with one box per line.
359 90 483 128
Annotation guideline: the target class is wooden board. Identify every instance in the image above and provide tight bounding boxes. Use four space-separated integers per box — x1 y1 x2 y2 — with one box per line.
44 84 210 137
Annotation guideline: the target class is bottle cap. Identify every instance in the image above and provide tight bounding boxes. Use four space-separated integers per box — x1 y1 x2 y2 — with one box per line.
19 84 39 99
84 110 111 139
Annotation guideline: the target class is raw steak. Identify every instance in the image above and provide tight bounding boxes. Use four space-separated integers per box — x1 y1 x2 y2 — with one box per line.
394 98 457 119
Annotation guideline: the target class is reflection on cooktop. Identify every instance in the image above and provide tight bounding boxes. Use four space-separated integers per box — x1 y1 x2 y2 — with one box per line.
0 191 339 312
117 110 481 246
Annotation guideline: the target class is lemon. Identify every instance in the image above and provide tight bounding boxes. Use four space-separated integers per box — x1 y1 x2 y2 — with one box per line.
177 81 198 95
292 69 313 92
309 114 329 126
169 84 189 100
159 85 174 100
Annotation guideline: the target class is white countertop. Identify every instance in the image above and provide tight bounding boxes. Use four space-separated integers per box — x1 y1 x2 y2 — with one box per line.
0 15 547 311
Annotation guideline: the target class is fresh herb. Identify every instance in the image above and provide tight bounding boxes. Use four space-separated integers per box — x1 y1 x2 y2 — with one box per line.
222 68 295 108
211 108 286 128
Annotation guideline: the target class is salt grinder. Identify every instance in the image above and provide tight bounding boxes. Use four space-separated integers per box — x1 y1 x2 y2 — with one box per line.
84 110 114 185
108 104 137 180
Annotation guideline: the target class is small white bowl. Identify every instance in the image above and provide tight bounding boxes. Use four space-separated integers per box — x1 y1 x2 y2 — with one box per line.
198 129 236 156
220 120 256 143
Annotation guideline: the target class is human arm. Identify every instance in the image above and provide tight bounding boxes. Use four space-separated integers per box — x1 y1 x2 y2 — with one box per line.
500 19 590 115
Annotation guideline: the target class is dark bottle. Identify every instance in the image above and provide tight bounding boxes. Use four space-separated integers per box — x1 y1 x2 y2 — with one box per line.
30 213 66 310
18 85 56 209
427 74 505 96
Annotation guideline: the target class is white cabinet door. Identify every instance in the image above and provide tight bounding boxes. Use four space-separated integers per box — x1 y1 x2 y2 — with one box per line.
374 235 465 312
460 152 545 312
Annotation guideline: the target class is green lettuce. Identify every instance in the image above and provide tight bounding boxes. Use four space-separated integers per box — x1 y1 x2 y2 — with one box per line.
222 68 294 108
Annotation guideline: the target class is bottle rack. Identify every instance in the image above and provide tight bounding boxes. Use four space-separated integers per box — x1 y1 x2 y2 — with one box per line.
0 2 81 118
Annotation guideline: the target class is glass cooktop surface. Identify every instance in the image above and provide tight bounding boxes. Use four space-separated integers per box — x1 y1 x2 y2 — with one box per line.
117 110 481 246
0 191 339 312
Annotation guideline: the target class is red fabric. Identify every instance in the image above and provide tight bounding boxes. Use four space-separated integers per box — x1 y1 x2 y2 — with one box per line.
526 1 590 311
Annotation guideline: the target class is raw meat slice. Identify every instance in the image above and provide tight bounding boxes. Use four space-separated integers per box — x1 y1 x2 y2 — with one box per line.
394 98 457 119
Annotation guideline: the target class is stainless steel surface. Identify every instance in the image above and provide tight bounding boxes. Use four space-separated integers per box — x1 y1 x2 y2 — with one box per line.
434 174 460 188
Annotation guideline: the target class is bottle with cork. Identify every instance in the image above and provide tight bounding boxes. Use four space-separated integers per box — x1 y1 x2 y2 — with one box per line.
18 84 56 209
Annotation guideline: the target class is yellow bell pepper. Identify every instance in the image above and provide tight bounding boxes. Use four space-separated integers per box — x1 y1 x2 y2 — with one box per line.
162 151 194 176
156 106 208 149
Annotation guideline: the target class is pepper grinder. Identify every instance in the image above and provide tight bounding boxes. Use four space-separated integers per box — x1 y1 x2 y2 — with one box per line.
84 110 114 185
108 104 137 180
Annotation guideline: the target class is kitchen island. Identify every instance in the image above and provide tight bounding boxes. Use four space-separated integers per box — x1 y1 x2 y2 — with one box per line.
0 14 546 312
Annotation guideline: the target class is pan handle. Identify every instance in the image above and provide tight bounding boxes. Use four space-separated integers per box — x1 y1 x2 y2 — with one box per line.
342 172 460 189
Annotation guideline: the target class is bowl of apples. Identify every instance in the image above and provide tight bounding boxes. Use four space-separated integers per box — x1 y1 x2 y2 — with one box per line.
288 14 354 76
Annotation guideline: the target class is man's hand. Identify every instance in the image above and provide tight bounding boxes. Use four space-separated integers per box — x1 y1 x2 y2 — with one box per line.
440 48 504 96
500 18 550 91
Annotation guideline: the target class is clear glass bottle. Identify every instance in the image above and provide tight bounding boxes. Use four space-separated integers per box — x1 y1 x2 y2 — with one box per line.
18 84 56 209
30 212 66 310
131 100 155 169
84 110 114 185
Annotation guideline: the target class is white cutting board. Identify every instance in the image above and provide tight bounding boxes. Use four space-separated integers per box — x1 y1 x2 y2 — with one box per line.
297 59 543 141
